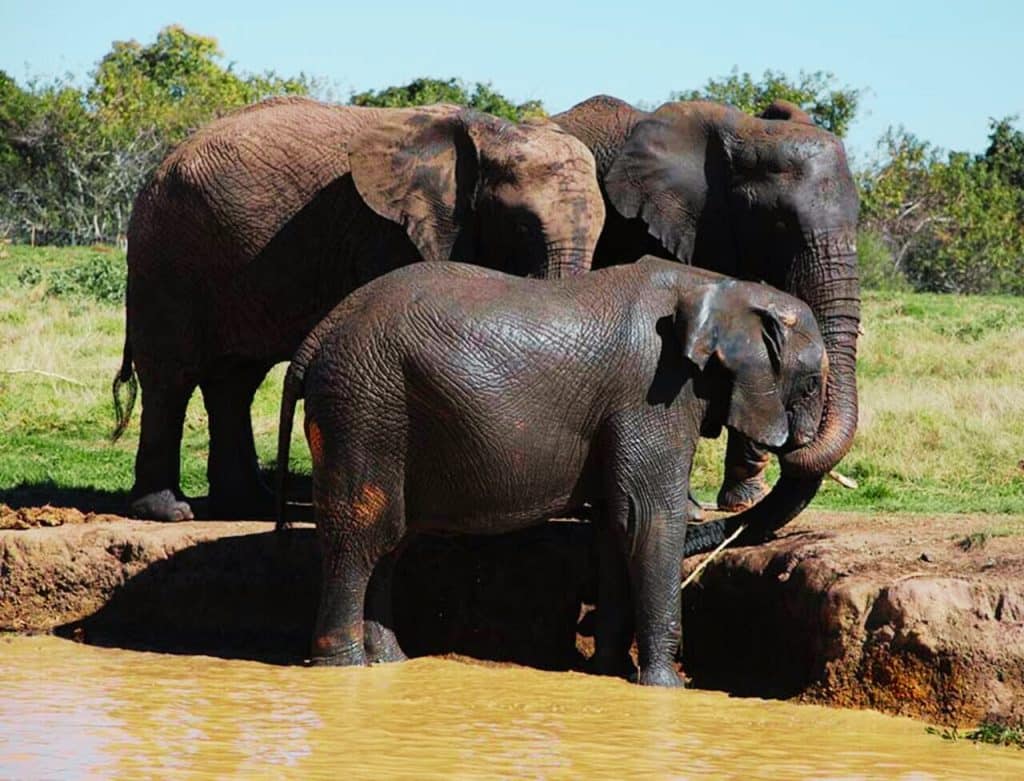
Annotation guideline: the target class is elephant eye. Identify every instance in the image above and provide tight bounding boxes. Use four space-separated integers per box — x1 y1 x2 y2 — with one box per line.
801 376 820 397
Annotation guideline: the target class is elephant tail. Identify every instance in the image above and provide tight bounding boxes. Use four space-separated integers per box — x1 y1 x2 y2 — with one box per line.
111 334 137 441
275 336 319 533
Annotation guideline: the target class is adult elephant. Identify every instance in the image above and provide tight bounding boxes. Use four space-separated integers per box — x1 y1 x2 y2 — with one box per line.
114 97 605 521
553 95 860 538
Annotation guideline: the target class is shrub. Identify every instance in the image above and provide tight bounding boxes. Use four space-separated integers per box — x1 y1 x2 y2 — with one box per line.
15 251 126 303
47 253 126 303
858 230 910 291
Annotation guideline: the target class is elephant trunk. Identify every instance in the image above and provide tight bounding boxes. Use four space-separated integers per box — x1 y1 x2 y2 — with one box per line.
684 475 823 556
542 244 595 278
779 228 860 479
684 228 860 557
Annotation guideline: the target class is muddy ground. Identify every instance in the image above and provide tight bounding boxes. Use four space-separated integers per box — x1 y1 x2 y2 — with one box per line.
1 504 1021 726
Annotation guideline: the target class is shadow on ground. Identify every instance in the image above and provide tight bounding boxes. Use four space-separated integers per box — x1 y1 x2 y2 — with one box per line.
1 471 314 521
60 522 597 671
1 481 129 515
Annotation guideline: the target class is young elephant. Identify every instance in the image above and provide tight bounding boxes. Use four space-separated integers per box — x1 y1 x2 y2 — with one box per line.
275 258 827 686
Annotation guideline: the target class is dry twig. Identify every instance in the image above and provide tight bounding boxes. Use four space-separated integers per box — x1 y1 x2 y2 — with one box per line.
681 522 748 590
2 368 87 386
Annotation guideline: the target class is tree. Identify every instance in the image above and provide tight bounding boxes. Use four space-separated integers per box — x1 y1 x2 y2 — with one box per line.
350 77 545 121
672 68 862 137
859 125 1024 294
89 25 311 146
983 115 1024 191
0 26 312 244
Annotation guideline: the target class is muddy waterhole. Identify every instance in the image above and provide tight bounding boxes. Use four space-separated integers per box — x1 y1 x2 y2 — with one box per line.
2 635 1021 779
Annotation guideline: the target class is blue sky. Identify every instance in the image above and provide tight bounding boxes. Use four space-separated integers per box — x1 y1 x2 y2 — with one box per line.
3 1 1022 163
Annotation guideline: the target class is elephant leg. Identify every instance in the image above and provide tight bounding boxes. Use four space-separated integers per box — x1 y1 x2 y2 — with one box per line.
364 546 407 664
129 372 197 522
200 362 273 519
311 566 371 667
311 471 406 667
627 503 687 688
589 506 635 679
717 432 772 512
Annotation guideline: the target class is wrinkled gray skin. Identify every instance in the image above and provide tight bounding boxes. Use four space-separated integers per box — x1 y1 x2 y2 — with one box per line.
275 258 827 685
553 96 859 546
113 97 605 521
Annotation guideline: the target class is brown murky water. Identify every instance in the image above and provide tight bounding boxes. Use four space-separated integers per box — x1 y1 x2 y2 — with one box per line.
1 636 1021 779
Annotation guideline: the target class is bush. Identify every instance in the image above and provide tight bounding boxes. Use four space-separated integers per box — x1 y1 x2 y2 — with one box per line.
15 265 43 288
47 254 126 302
350 77 545 122
859 124 1024 295
16 251 126 303
0 27 312 246
858 230 910 291
671 68 862 137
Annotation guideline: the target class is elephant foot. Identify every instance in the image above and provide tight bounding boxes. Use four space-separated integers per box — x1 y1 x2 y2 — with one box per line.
309 636 367 667
717 473 770 512
636 663 684 687
129 489 194 522
208 481 275 520
364 622 408 665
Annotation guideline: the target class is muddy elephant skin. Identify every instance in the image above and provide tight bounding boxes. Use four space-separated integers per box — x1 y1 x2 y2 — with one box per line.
554 96 859 535
114 97 605 521
275 258 827 686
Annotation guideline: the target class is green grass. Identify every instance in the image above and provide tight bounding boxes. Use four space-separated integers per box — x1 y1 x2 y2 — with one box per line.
1 244 1023 517
927 721 1024 749
0 244 310 503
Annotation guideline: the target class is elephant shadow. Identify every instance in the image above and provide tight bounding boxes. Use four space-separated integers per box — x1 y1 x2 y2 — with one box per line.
60 521 597 671
55 513 832 698
0 471 314 522
1 480 128 515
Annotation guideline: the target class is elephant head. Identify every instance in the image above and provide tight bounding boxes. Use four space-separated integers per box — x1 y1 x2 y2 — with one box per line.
348 107 604 278
555 96 859 524
677 276 827 453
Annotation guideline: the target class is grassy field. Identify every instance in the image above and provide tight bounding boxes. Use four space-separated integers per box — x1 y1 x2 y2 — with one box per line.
1 244 1023 516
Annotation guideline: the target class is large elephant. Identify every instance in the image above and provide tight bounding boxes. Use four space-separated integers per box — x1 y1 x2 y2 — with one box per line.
553 95 860 538
274 258 827 684
113 97 605 521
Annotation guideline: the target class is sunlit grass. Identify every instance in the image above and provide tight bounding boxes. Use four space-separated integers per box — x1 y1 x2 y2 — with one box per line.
0 244 310 499
1 245 1022 515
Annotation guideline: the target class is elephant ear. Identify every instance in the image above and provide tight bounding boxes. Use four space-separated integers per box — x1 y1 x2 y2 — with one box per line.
348 106 478 263
678 283 790 448
759 99 814 126
603 104 710 262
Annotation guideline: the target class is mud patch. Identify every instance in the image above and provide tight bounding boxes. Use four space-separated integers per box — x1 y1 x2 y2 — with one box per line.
0 503 121 530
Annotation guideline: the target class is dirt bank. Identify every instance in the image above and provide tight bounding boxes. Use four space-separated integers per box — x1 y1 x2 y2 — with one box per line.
1 507 1021 726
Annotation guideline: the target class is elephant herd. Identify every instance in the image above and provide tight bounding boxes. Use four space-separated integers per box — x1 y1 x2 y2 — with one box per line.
111 93 861 685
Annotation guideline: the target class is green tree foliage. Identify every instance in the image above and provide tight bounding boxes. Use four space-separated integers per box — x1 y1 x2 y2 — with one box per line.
672 67 862 137
859 121 1024 294
983 116 1024 190
0 72 37 189
350 77 545 121
0 26 311 244
90 26 309 146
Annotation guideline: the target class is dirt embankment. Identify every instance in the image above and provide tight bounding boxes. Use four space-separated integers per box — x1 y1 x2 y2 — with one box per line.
1 506 1021 726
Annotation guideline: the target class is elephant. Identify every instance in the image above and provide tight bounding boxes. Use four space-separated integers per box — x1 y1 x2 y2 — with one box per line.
274 257 827 685
553 96 859 537
111 96 606 522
